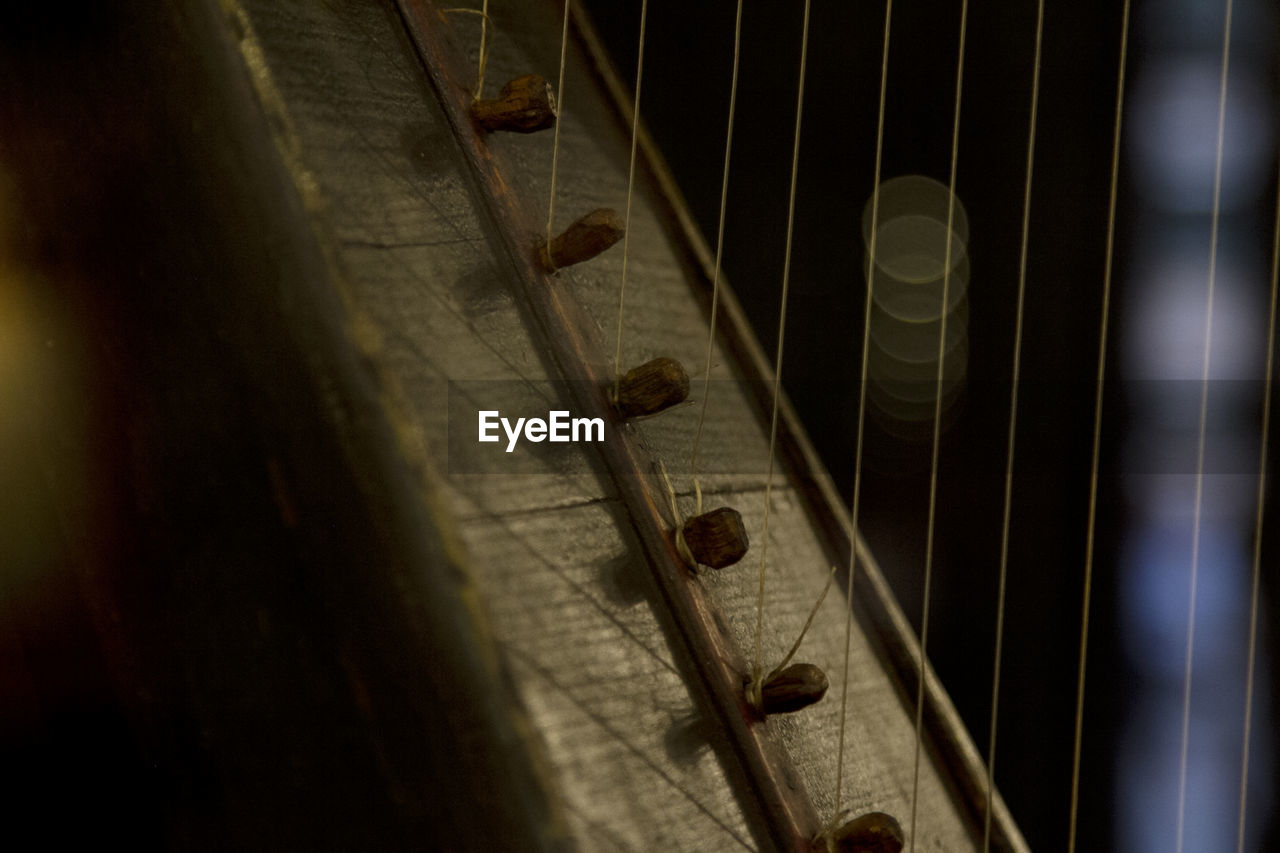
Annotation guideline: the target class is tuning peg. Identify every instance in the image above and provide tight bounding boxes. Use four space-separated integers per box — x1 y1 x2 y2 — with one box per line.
470 74 556 133
757 662 829 715
614 357 689 419
539 208 624 271
681 507 749 569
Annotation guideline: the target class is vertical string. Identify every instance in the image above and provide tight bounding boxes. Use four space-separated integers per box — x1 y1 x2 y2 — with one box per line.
983 2 1043 850
473 0 490 100
611 0 650 400
545 0 573 248
751 0 812 696
908 2 968 849
689 0 744 515
832 0 894 821
1236 147 1280 853
1175 2 1234 851
768 567 838 679
1066 3 1131 849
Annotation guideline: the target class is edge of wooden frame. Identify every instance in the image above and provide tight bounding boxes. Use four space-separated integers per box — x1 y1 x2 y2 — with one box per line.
567 5 1031 851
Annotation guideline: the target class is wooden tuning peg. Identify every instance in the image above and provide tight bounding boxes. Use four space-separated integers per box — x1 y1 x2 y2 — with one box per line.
812 812 904 853
681 507 749 569
756 662 828 715
614 357 689 419
539 208 625 271
470 74 556 133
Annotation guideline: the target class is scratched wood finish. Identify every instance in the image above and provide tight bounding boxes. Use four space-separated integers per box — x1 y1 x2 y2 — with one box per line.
224 0 1028 850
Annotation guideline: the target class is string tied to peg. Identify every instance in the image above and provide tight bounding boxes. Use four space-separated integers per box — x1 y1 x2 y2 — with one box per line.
680 507 749 569
470 74 557 133
538 208 625 271
752 662 829 716
658 461 743 571
747 565 838 716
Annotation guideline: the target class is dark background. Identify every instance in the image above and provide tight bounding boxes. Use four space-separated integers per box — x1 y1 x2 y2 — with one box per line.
583 0 1280 849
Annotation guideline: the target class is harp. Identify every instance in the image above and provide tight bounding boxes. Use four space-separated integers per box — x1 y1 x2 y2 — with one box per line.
1 0 1274 851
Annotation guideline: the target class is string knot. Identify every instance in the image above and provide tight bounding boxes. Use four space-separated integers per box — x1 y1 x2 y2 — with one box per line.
746 663 765 714
674 524 696 569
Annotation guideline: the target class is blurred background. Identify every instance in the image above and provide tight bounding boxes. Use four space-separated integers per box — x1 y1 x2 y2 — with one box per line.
584 0 1280 849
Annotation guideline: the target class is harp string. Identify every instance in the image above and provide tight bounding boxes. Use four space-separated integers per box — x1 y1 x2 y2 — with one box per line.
909 1 969 848
688 0 744 516
750 0 812 698
441 5 493 98
1175 1 1235 850
1066 2 1131 849
984 2 1044 850
610 0 650 398
832 0 894 825
521 3 1272 849
475 0 489 99
1237 138 1280 853
545 0 572 246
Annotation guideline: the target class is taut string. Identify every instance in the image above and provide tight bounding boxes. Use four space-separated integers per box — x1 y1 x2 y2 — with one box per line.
610 0 650 400
750 0 813 706
984 2 1044 850
544 0 572 249
832 0 895 826
909 2 969 848
1066 2 1132 849
1236 140 1280 853
1174 2 1235 850
688 0 744 515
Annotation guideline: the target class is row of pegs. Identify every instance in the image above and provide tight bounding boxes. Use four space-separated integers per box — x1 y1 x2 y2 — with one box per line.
468 66 902 853
468 71 829 718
